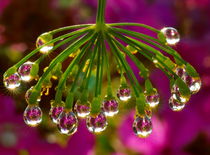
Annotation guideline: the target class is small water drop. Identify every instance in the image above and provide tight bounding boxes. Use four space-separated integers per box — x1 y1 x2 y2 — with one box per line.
18 61 34 81
49 101 64 124
132 115 152 138
117 86 131 101
169 97 185 111
4 73 21 90
183 74 201 94
23 105 42 127
160 27 180 45
57 111 78 135
74 100 90 118
102 96 119 117
25 86 41 103
145 92 160 108
36 32 54 54
86 112 107 133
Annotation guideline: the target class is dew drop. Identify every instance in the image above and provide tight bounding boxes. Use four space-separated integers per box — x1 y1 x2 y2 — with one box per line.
160 27 180 45
57 111 78 135
117 86 131 101
4 73 21 90
183 74 201 94
86 112 107 133
132 115 152 138
145 92 160 108
36 32 54 54
169 97 185 111
23 105 42 127
18 61 34 81
102 96 119 117
171 85 189 103
49 101 64 124
74 100 90 118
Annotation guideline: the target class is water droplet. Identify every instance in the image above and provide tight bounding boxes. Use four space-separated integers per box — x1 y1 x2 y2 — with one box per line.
49 101 64 124
132 115 152 138
18 61 34 81
4 73 21 89
117 86 131 101
169 97 185 111
57 111 78 135
145 92 160 108
160 27 180 45
36 32 53 54
174 66 186 77
74 100 90 118
23 105 42 127
183 74 201 94
86 112 107 133
171 85 189 103
25 86 41 103
102 96 119 117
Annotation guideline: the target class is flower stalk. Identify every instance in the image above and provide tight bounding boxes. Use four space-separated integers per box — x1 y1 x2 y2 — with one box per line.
3 0 201 137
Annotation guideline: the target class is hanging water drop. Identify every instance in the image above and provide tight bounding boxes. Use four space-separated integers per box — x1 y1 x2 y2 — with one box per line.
4 73 21 90
171 84 189 103
36 32 54 54
183 74 201 94
102 96 119 117
57 111 78 135
169 97 185 111
74 100 90 118
49 101 65 124
132 115 152 138
117 85 131 101
86 112 107 133
23 105 42 127
160 27 180 45
18 61 34 81
145 92 160 108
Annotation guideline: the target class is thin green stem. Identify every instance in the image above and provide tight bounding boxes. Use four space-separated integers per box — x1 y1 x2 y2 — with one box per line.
96 0 106 25
70 34 98 92
110 37 149 79
55 34 97 104
95 39 101 97
106 34 141 97
50 24 94 34
108 29 177 78
12 27 92 70
108 23 159 33
85 40 99 90
29 31 94 104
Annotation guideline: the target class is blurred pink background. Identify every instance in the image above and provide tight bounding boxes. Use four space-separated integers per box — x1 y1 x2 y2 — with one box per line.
0 0 210 155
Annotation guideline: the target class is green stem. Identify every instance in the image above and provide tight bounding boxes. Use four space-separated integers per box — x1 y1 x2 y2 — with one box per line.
95 39 101 97
111 27 186 65
29 31 94 104
55 34 96 104
106 34 141 97
96 0 106 26
108 29 177 78
108 23 159 33
11 27 91 70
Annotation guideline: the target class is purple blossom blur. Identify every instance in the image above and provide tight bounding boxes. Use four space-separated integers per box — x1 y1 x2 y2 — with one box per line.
1 0 210 154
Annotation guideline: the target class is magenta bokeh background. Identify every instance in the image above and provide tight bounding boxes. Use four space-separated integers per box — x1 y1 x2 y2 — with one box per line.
0 0 210 155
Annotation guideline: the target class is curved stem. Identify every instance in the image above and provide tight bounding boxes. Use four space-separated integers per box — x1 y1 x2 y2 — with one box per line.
29 31 94 104
108 23 159 33
12 27 92 69
55 34 97 104
109 29 175 78
50 24 94 34
111 27 186 65
106 34 142 97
